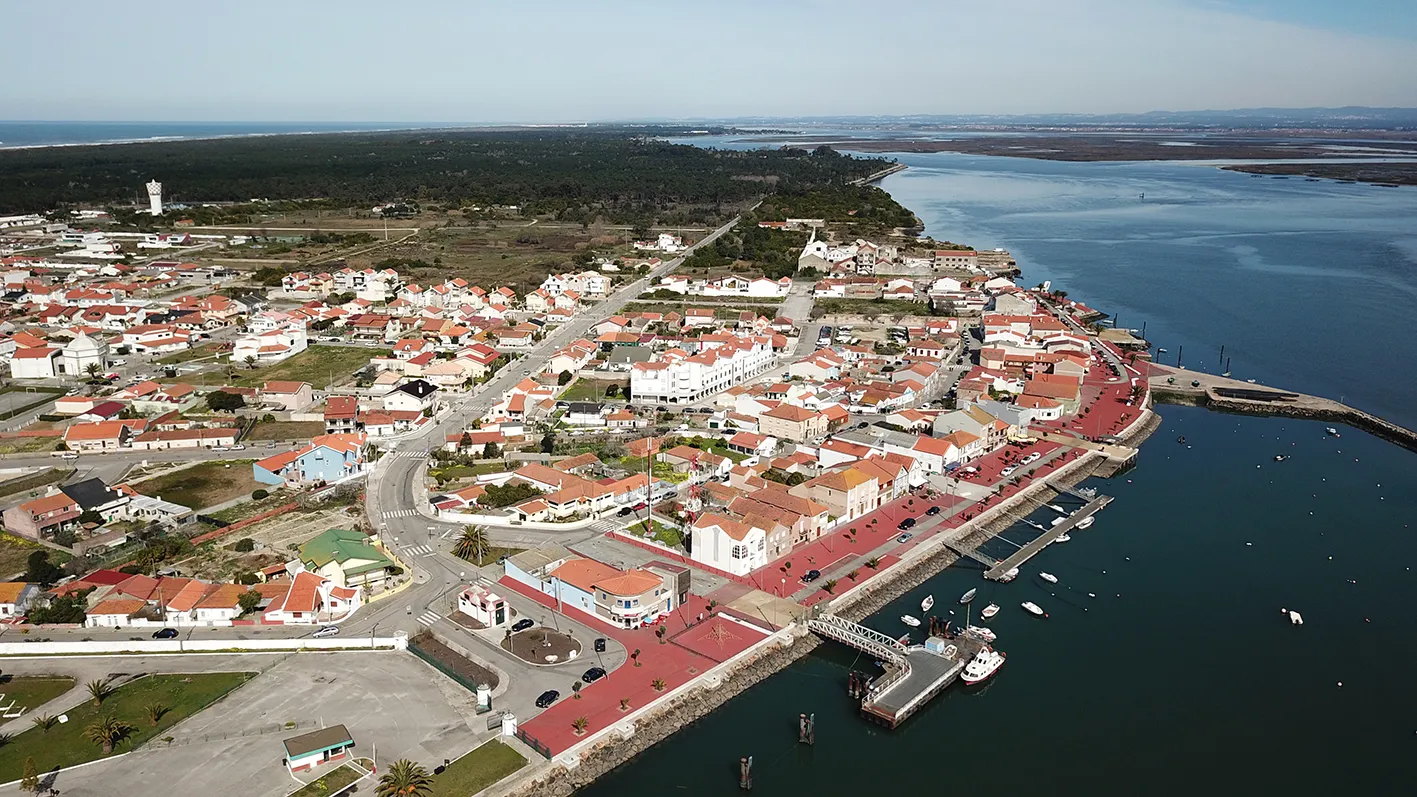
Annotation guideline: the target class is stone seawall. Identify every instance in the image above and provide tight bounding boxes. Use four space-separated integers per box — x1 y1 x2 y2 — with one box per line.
1153 390 1417 453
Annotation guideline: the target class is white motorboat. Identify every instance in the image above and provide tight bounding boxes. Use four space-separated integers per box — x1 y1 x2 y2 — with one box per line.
1021 601 1046 617
998 567 1020 583
980 603 1000 619
960 648 1006 685
1274 455 1287 462
959 588 977 605
1051 516 1066 526
1326 427 1341 438
901 614 921 627
1053 534 1071 543
921 595 934 612
1289 610 1304 625
1075 516 1095 530
1039 572 1058 584
964 625 997 642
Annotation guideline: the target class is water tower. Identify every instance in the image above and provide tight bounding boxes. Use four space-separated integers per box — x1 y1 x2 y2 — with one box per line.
146 179 164 216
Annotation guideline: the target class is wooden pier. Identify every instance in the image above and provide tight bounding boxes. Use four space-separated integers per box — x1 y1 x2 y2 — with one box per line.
983 494 1113 580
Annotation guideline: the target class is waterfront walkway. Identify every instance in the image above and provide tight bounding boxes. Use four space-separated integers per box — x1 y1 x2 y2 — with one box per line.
984 494 1113 580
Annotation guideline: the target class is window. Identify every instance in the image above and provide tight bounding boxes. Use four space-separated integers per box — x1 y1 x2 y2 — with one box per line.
731 544 748 559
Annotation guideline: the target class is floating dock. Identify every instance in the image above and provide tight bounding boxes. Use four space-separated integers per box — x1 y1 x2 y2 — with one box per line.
983 494 1112 580
808 614 988 729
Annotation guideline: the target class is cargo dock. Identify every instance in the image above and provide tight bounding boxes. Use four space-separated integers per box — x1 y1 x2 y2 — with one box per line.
808 614 989 729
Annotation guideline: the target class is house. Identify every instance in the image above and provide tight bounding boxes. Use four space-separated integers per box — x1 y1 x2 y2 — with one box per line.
630 335 774 404
790 466 879 524
382 379 438 413
564 402 606 427
0 582 38 617
324 395 359 434
58 478 131 522
254 433 368 486
260 381 314 411
689 513 768 577
457 585 508 627
231 321 308 364
263 569 361 624
727 431 777 458
759 404 828 444
85 598 148 628
63 419 142 452
283 724 356 774
130 427 239 451
9 346 59 379
60 332 108 376
299 528 395 589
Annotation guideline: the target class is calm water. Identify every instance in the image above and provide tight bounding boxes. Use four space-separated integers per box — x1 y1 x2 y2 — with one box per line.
0 121 440 149
582 144 1417 795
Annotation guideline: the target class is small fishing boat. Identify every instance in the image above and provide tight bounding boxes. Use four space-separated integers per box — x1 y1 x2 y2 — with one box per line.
959 588 977 605
1288 610 1304 625
980 603 1000 619
1039 572 1058 584
1075 516 1095 530
901 614 920 627
921 595 934 612
1326 427 1340 437
1156 347 1167 354
960 648 1006 685
1051 516 1066 526
1053 534 1071 543
998 567 1020 583
1177 435 1186 444
964 625 997 642
1274 455 1287 462
1021 601 1045 617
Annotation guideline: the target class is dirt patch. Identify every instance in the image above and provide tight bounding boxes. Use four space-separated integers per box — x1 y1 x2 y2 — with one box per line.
501 628 583 665
412 631 501 688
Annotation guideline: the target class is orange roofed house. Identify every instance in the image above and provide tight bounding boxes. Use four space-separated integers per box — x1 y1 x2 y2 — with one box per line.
502 544 686 629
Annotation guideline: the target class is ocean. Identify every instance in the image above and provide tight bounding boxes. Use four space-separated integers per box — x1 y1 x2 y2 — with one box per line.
577 142 1417 794
0 121 440 149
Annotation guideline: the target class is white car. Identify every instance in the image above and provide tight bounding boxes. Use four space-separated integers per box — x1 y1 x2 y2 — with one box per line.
1001 466 1016 477
312 625 340 638
230 444 246 451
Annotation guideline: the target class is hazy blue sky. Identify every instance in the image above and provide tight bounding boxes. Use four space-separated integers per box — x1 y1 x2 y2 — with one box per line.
5 0 1416 121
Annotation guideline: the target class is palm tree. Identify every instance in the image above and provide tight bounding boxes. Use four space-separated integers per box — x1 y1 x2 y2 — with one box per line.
30 714 56 733
651 678 667 692
243 355 258 370
86 678 113 706
453 526 490 563
83 715 133 754
376 759 434 797
84 362 102 380
144 702 168 727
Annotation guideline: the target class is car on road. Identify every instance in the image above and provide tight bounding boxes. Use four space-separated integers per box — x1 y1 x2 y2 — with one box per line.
896 532 914 544
631 502 648 511
856 422 870 429
897 517 917 530
594 637 607 653
617 506 633 517
801 569 822 583
581 666 607 683
151 627 178 639
313 625 340 638
1001 466 1016 477
511 618 535 633
60 452 79 460
535 690 560 709
926 506 942 516
211 446 230 452
230 444 245 451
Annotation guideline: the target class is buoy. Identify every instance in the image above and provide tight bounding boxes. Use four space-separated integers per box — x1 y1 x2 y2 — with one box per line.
1338 682 1343 687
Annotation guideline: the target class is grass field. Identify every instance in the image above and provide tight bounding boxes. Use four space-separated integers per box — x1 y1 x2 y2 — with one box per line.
628 518 684 548
622 301 772 319
0 533 63 579
811 297 938 319
429 740 526 797
155 343 220 365
0 467 73 500
0 436 60 456
181 346 376 389
558 379 627 402
0 672 254 782
0 675 76 712
245 420 325 441
288 760 366 797
131 460 259 510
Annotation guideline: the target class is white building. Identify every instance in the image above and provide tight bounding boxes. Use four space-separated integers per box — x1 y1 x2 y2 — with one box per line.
689 514 768 577
61 332 108 376
631 336 774 405
332 267 399 302
146 180 163 216
231 321 309 364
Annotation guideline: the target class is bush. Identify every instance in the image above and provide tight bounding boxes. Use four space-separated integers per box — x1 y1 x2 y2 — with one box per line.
233 537 255 553
235 571 260 585
206 390 245 411
558 371 573 386
251 489 269 500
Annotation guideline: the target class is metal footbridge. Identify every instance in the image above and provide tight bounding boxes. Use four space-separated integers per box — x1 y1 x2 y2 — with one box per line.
808 614 907 665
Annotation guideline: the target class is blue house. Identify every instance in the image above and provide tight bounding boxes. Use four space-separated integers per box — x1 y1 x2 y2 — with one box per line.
254 433 367 486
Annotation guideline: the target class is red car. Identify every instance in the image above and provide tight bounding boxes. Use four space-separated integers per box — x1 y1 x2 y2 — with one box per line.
632 502 648 511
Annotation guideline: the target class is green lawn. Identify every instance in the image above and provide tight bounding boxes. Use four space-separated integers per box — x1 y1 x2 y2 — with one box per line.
0 533 65 579
429 740 526 797
558 379 627 402
245 420 325 441
131 460 259 510
0 672 254 782
184 346 376 389
155 343 220 365
629 519 683 548
811 297 937 319
0 436 61 456
288 760 366 797
0 676 76 712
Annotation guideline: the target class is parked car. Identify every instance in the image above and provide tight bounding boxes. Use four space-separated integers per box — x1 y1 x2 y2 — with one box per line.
896 532 914 544
581 667 607 683
511 618 535 633
926 506 942 516
313 625 340 638
151 627 178 639
897 517 917 530
230 444 245 451
1001 466 1016 477
535 690 560 709
617 506 633 517
801 569 822 583
631 502 648 511
594 637 607 653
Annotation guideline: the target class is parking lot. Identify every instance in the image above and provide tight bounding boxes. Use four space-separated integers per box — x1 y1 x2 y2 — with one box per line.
41 652 485 797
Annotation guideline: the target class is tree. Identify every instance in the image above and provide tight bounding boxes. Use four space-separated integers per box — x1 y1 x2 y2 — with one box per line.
539 431 557 454
572 716 589 734
19 756 37 794
482 441 500 459
144 702 168 726
459 431 472 450
651 678 667 692
251 489 269 500
84 362 102 380
238 589 262 615
558 370 573 386
453 526 490 563
604 383 620 397
24 551 62 587
243 355 258 370
631 648 641 667
87 678 114 706
376 759 434 797
206 390 245 412
30 714 56 734
233 537 255 552
82 715 133 754
27 589 89 624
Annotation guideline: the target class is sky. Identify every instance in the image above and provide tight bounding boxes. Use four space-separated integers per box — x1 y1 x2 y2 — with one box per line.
4 0 1417 122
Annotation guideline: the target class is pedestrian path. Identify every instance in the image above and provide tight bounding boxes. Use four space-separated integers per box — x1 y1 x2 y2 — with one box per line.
404 544 435 557
385 451 426 460
416 610 443 626
384 508 419 519
588 520 623 535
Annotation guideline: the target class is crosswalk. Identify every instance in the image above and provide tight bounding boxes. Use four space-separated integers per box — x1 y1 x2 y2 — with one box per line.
383 509 419 519
403 544 435 557
385 451 426 460
416 610 443 626
589 520 622 535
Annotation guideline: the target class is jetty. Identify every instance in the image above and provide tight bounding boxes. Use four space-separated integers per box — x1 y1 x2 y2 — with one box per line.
984 494 1112 580
808 614 987 728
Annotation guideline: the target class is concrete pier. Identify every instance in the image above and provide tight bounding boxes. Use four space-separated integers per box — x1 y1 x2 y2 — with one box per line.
984 494 1112 580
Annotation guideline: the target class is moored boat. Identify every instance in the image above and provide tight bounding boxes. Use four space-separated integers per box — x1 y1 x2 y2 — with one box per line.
901 614 921 627
998 567 1020 582
1326 427 1340 437
980 603 1000 619
921 595 934 612
1075 516 1095 530
1021 601 1046 617
964 625 997 642
1039 572 1058 584
1053 534 1071 543
961 647 1006 684
959 588 977 604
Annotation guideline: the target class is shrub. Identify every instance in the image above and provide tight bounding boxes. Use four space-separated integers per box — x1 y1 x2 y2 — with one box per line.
251 489 269 500
233 537 255 552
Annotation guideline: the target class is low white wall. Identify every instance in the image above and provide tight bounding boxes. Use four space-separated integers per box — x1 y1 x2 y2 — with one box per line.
0 633 408 656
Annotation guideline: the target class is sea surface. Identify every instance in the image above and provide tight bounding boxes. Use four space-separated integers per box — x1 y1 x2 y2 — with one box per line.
577 139 1417 794
0 121 440 149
